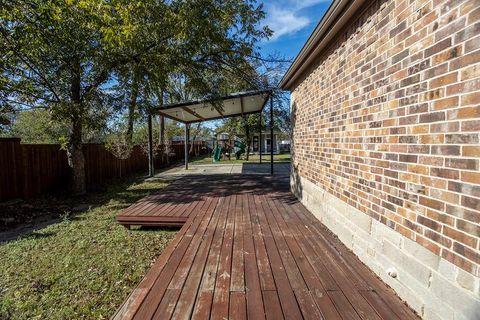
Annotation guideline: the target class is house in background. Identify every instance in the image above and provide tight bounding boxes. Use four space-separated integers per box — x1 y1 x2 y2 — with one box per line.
215 131 290 155
251 130 289 154
280 0 480 319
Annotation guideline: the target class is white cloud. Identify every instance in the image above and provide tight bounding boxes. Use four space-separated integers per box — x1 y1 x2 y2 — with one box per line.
265 7 310 40
264 0 331 41
290 0 330 10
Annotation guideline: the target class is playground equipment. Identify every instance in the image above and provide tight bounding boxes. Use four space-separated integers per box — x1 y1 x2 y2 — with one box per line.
212 133 246 162
213 145 222 162
234 140 246 160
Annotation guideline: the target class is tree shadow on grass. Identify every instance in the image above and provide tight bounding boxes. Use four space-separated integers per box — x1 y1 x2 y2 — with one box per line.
2 170 298 242
0 176 172 243
0 226 58 243
0 219 62 243
23 231 57 240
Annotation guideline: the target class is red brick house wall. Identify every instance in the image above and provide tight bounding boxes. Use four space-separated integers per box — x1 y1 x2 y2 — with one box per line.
287 0 479 318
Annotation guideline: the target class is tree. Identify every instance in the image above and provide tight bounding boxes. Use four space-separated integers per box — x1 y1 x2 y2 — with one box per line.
8 109 108 144
9 109 67 144
0 0 138 194
1 0 271 195
113 0 273 147
0 105 13 134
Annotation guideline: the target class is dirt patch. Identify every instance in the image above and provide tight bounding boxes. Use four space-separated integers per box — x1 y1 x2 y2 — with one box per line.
0 197 91 232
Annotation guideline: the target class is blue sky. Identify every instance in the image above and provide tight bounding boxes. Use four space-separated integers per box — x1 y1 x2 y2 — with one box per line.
195 1 334 130
259 0 333 59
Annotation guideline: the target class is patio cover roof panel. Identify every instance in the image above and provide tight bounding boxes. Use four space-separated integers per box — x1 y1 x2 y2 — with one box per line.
153 89 272 123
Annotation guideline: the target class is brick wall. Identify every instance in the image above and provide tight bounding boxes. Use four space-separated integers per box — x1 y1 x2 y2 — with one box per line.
290 0 479 317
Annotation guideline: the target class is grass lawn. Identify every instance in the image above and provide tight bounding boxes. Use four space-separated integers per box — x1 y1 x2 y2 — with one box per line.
0 178 176 320
190 153 291 164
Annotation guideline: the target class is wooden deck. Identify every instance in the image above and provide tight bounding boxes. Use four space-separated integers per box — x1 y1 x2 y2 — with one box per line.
114 175 418 319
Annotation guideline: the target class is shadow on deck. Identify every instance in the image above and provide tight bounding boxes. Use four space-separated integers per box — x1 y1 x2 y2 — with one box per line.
114 174 419 319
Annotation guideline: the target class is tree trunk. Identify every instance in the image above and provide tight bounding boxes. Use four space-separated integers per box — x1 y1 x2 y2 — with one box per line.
189 123 201 155
126 68 140 145
68 140 86 195
67 59 86 195
228 137 232 160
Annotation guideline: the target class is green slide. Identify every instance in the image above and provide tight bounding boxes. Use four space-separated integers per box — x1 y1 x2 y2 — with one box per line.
213 145 222 162
234 140 246 160
234 140 246 153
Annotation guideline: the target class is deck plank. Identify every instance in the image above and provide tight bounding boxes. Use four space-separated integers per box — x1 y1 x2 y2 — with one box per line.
113 175 419 320
171 197 223 319
274 197 340 291
243 193 267 320
230 194 245 292
252 193 304 319
229 291 247 320
258 194 324 320
153 196 219 318
248 193 276 292
132 198 214 319
191 195 229 319
266 196 342 319
211 195 235 320
262 290 284 320
283 198 383 320
112 200 204 319
294 202 417 320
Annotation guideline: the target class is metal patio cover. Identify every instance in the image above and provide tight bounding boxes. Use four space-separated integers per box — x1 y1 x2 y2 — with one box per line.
152 89 273 123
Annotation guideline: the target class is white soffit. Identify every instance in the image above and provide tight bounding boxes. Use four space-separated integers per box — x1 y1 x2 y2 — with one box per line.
155 90 272 123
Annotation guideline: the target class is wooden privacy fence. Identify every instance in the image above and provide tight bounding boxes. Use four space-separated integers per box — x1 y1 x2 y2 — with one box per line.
0 138 208 202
